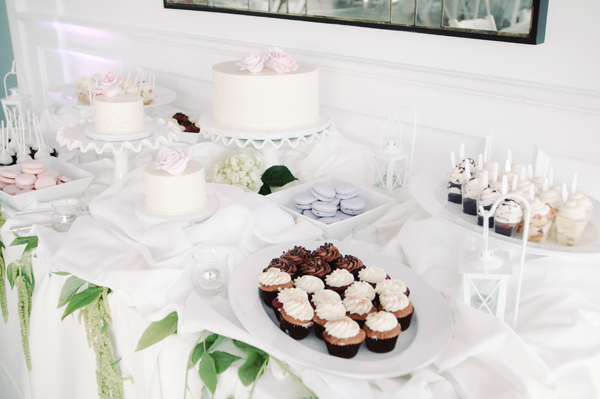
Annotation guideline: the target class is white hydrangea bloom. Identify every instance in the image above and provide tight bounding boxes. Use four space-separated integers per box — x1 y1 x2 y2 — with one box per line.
213 150 264 192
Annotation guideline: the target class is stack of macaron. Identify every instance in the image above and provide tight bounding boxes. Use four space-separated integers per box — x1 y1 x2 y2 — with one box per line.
293 182 372 224
258 243 414 359
0 161 72 196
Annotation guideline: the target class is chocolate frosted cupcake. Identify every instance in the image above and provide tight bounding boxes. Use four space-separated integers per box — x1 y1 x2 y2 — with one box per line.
333 255 365 279
298 257 331 280
258 268 294 308
281 246 312 267
379 292 414 331
323 317 366 359
313 242 341 265
265 257 298 279
342 295 376 327
279 297 315 340
313 301 346 340
324 269 355 298
363 311 401 353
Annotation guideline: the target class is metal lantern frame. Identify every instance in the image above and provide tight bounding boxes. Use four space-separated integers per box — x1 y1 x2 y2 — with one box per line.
372 107 417 192
1 61 32 129
460 193 532 325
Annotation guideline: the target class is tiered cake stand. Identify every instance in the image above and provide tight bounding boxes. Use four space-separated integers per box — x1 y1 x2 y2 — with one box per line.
198 112 334 167
56 117 181 184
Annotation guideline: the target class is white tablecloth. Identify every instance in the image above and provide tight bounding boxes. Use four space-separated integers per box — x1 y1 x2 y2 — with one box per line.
1 126 599 399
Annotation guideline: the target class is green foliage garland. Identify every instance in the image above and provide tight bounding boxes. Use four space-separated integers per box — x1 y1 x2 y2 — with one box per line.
0 240 8 323
59 275 131 399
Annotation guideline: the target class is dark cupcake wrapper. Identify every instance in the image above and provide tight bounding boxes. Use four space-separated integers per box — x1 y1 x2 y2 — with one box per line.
325 284 352 300
259 288 278 309
272 298 283 323
324 340 362 359
313 322 325 340
398 311 414 331
279 316 312 340
365 335 399 353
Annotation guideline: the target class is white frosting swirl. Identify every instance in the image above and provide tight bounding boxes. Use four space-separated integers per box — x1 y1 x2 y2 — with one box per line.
259 268 291 286
294 275 324 294
365 311 398 332
459 158 477 175
315 302 346 321
538 190 562 210
277 287 308 303
529 197 551 218
325 269 354 288
379 292 409 312
375 279 407 296
448 166 468 185
531 177 544 191
283 298 314 321
344 281 375 301
568 192 593 213
464 177 484 199
342 296 373 315
155 149 191 175
558 200 587 220
311 289 342 306
358 266 387 284
494 199 523 224
478 188 502 209
324 316 360 339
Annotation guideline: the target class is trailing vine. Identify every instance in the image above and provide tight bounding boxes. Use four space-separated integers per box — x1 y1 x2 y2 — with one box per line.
0 240 7 323
59 275 132 399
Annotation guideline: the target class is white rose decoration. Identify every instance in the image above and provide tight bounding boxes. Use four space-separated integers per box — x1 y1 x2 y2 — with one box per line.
237 50 269 73
264 48 298 73
93 72 124 97
155 149 191 175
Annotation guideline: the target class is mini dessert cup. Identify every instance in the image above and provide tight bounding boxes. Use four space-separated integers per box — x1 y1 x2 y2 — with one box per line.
555 200 588 246
462 177 485 216
528 198 555 244
447 166 468 204
494 199 523 238
379 292 414 331
363 311 402 353
477 188 502 228
312 301 346 340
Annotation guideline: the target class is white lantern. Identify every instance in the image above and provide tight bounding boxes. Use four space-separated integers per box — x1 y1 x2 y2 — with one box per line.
372 107 417 192
1 61 32 128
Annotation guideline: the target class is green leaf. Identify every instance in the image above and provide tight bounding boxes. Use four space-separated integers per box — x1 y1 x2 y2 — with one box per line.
10 236 38 253
135 311 178 352
6 261 17 289
51 271 71 276
199 353 217 394
211 351 242 374
204 334 225 352
61 286 102 320
0 241 5 250
238 350 269 386
258 184 271 196
191 344 205 368
57 276 86 308
101 322 108 335
261 166 298 188
233 340 266 356
111 357 122 367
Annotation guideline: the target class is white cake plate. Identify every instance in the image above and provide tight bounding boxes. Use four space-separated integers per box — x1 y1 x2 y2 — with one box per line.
134 192 219 224
56 117 181 184
84 124 154 142
198 111 334 167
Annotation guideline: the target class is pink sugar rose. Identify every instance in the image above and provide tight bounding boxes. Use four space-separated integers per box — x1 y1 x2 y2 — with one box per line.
93 72 123 97
264 47 298 73
237 50 269 73
155 149 191 175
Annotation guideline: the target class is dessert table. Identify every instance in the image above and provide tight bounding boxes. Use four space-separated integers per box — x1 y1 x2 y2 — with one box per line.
0 127 599 399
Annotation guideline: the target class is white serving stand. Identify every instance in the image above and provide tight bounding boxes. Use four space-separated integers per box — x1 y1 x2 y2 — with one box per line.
56 117 181 184
198 111 334 167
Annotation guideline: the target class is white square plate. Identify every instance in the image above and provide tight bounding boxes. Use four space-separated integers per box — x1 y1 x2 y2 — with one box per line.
0 158 94 211
267 177 396 239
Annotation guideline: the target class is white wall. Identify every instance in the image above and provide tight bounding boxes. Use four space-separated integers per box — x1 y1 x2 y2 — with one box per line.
4 0 600 190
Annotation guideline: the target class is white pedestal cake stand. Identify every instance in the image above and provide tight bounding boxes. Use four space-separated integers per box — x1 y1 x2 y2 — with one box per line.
198 112 334 167
56 117 181 184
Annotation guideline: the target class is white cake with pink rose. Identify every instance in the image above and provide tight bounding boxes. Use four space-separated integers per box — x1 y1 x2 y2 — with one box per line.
143 149 207 216
212 48 320 130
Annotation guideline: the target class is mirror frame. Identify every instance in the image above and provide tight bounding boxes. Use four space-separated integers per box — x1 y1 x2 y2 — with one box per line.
164 0 548 45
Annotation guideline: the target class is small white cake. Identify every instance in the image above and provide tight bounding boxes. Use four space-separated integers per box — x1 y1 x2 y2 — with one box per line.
94 94 145 135
212 61 319 130
144 152 208 215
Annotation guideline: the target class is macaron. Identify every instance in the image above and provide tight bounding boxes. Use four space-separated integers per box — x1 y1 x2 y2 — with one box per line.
0 169 19 184
58 176 72 184
21 160 45 175
294 192 318 210
35 176 57 190
3 185 21 195
318 217 341 225
327 197 341 208
0 181 7 189
311 201 337 217
302 209 319 220
15 174 36 190
310 183 336 202
335 182 358 200
340 198 366 216
38 169 60 181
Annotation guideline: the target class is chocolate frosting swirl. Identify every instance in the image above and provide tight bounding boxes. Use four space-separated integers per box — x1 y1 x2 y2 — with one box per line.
333 255 364 274
281 246 311 266
313 243 341 264
299 257 331 279
265 257 297 276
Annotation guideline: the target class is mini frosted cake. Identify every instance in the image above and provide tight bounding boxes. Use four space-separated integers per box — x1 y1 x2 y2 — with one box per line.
144 149 208 216
94 94 145 135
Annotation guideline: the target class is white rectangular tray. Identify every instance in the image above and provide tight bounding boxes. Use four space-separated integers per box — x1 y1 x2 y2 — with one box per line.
267 177 396 239
0 158 95 211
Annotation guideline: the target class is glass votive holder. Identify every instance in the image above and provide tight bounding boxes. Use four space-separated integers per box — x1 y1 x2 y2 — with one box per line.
351 225 379 246
51 198 82 232
191 248 230 294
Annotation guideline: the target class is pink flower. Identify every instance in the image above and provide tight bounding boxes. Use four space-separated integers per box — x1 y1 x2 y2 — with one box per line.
264 48 298 73
237 51 269 73
93 72 123 97
155 149 191 175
